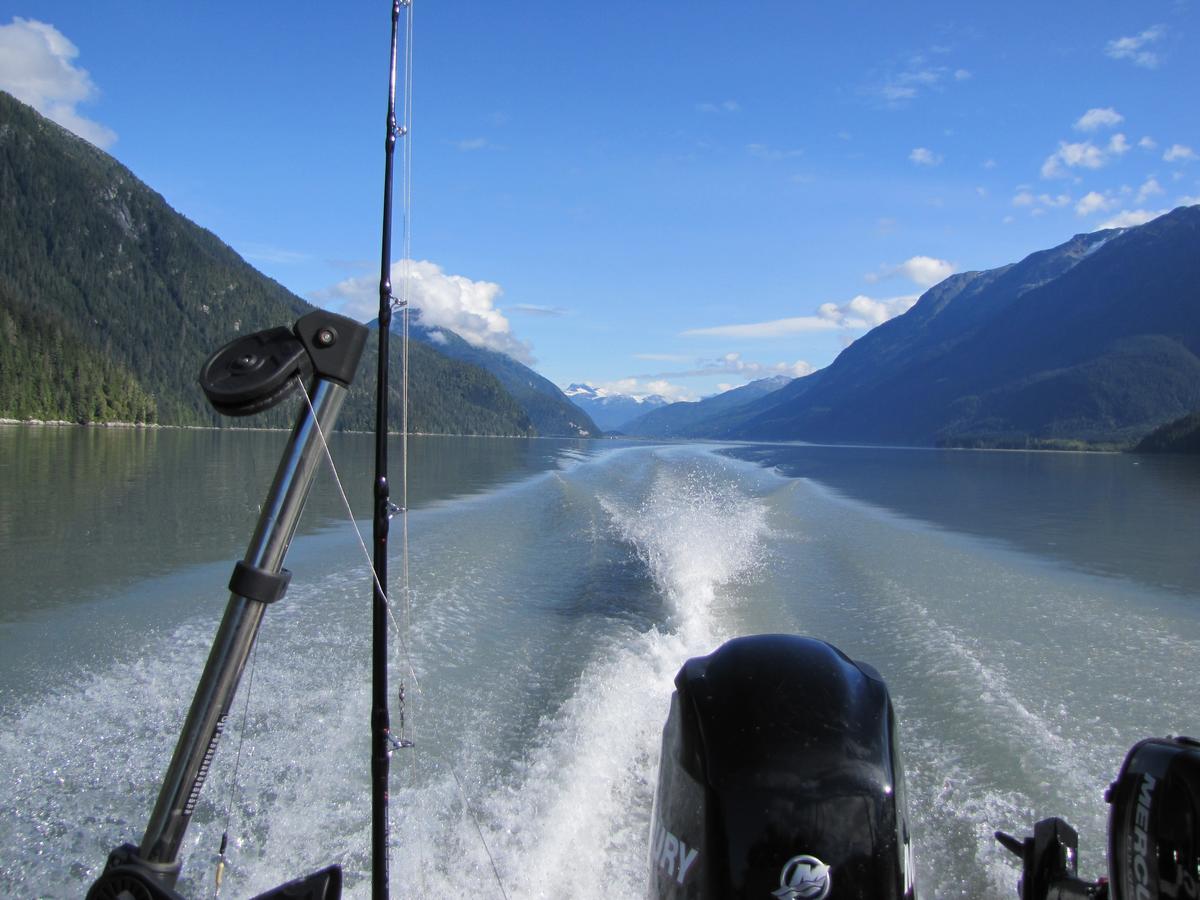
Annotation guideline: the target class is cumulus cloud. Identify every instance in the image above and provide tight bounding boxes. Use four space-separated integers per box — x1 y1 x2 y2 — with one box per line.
1164 144 1197 163
1105 25 1166 68
1041 141 1107 178
1108 133 1130 155
909 147 942 166
1098 208 1169 229
866 255 955 287
314 259 533 363
1136 178 1164 205
816 294 919 329
1075 191 1115 216
0 17 116 148
1138 136 1158 151
1075 107 1123 131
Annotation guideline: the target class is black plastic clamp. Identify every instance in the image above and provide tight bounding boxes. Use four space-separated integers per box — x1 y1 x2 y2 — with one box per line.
228 560 293 605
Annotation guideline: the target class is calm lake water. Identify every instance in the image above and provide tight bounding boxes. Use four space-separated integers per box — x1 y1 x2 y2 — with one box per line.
1 425 1197 898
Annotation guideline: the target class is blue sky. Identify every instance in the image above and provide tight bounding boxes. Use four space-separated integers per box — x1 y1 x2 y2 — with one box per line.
2 1 1198 400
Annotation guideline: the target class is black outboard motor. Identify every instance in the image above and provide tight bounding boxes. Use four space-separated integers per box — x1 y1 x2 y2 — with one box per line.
998 736 1200 899
650 634 916 899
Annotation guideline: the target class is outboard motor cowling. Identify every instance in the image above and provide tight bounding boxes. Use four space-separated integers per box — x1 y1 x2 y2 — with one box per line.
650 634 915 899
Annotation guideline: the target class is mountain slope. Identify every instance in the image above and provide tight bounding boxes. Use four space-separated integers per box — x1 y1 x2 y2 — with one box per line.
0 91 532 435
407 318 597 436
1134 410 1200 453
621 375 794 437
721 207 1200 446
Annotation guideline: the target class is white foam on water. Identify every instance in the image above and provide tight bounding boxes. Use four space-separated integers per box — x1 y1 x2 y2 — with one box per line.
398 450 772 898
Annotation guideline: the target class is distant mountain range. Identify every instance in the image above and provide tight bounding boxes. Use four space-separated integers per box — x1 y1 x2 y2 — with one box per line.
5 89 1198 448
662 208 1200 447
563 383 669 432
620 375 793 438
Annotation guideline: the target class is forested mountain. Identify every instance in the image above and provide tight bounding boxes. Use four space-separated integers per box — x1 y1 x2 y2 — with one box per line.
1133 410 1200 454
708 207 1200 447
405 315 597 436
620 375 792 437
0 91 533 435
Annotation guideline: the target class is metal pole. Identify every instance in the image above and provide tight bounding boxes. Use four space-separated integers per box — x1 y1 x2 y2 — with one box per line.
139 377 349 871
372 3 403 897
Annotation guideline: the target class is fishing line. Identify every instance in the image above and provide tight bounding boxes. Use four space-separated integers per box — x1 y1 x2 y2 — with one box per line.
211 420 274 898
295 380 512 900
213 638 261 898
294 378 421 694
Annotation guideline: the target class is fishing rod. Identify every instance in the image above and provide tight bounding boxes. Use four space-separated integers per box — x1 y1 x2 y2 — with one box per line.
371 2 410 899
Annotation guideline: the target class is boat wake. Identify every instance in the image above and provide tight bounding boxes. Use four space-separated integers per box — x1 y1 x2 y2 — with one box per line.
399 448 773 898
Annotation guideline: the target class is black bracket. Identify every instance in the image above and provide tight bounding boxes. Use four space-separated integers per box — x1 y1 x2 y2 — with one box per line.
229 560 292 605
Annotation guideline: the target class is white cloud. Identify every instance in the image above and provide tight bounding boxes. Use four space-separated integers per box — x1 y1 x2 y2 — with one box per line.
817 294 919 329
1178 194 1200 207
0 17 116 148
1164 144 1197 163
1041 141 1107 178
1075 107 1123 131
683 316 839 339
1014 190 1072 210
509 303 568 317
1106 25 1167 68
873 57 973 105
1075 191 1115 216
315 259 533 363
593 378 694 402
698 352 814 379
624 352 815 387
1098 208 1169 229
1138 136 1158 151
1108 133 1130 155
1136 178 1164 205
684 291 918 340
866 255 955 287
909 147 942 166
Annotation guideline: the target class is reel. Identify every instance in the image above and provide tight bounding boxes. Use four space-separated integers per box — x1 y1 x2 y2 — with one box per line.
199 311 366 417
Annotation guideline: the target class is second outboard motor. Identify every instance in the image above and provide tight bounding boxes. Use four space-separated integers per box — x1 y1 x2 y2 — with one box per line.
650 634 916 899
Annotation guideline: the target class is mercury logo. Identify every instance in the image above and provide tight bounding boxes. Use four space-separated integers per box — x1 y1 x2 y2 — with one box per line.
1130 772 1157 900
773 854 831 900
